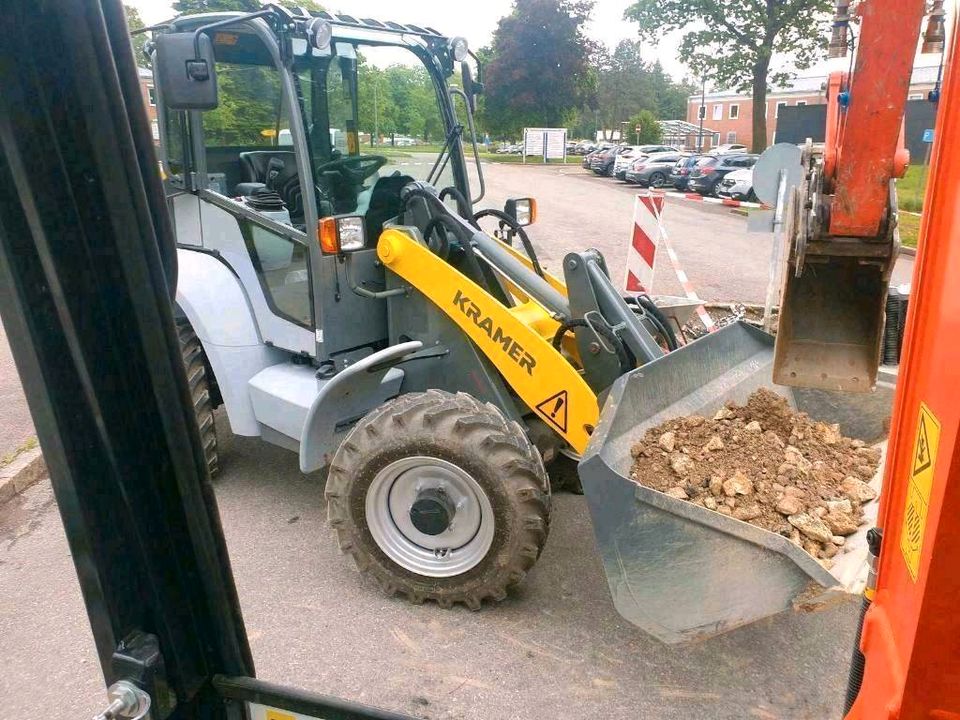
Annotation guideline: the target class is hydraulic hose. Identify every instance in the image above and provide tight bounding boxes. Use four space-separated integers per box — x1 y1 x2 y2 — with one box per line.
472 208 544 278
422 215 460 260
629 294 679 351
551 318 632 376
439 186 476 225
843 528 883 716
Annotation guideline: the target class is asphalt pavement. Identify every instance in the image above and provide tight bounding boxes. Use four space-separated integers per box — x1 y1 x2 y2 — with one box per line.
0 319 35 460
0 161 903 720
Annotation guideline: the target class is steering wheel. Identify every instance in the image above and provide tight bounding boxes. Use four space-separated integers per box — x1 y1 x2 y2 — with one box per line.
315 154 388 185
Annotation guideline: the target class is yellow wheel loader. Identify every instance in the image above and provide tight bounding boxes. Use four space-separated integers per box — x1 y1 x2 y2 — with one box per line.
150 5 890 641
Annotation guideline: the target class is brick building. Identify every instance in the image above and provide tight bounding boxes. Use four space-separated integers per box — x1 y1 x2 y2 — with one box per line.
684 64 939 150
138 67 159 145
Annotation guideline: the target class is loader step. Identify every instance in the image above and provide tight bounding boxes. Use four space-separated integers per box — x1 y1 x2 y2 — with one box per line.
248 363 321 442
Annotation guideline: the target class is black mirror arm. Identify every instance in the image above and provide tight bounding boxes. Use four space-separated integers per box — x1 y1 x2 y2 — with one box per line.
467 49 484 91
189 8 277 74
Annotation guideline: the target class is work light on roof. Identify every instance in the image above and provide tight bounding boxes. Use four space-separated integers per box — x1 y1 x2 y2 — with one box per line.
307 18 333 51
449 36 469 62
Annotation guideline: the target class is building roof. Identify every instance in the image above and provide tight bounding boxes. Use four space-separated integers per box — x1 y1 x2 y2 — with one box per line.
659 119 718 136
689 63 941 102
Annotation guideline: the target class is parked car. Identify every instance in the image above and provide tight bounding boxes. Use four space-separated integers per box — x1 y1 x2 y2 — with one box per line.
710 143 749 155
612 146 648 179
688 153 759 196
669 154 703 190
625 152 689 187
591 145 628 175
716 167 757 201
581 144 611 168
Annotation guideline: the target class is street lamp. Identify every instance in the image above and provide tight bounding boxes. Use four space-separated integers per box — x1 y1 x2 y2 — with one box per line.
697 77 706 152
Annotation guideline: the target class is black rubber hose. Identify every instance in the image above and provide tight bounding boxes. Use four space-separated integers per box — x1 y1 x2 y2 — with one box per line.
843 594 870 715
422 215 458 260
634 294 679 351
551 318 632 375
473 208 545 278
439 186 476 224
402 187 490 285
624 296 674 351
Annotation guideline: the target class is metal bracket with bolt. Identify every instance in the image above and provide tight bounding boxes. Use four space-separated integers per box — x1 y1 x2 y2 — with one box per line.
92 681 151 720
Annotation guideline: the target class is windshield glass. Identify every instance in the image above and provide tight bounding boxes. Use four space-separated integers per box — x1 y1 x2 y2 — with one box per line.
293 42 456 216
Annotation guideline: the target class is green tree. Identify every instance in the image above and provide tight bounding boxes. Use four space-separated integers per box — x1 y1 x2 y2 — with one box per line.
649 61 695 121
482 0 597 138
596 41 652 136
629 109 662 143
625 0 832 151
124 5 147 61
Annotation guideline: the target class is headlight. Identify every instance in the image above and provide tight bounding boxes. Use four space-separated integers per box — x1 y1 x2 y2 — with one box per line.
505 198 537 227
449 36 469 62
318 215 366 254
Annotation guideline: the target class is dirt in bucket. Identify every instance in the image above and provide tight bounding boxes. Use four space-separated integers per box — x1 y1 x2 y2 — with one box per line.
628 389 881 568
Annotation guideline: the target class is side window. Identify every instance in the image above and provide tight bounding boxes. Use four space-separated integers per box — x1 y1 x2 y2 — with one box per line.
201 34 290 198
241 222 313 328
163 109 188 188
326 55 355 156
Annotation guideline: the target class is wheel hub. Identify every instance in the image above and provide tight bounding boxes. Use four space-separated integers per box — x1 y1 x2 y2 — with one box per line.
409 487 456 536
365 456 495 577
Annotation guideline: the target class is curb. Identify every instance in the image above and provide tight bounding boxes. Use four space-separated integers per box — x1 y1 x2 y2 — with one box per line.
0 447 47 505
659 190 768 209
900 246 916 257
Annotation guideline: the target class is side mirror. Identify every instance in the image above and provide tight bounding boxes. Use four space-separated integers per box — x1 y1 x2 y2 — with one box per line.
155 32 218 110
460 62 483 114
505 198 537 227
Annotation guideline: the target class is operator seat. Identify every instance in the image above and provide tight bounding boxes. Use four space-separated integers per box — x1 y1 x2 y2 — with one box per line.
237 151 304 221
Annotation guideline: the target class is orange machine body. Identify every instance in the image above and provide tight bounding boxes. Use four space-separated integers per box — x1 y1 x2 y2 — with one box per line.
846 15 960 720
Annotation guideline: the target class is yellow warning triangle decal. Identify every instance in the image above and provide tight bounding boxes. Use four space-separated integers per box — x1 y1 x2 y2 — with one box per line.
535 390 568 433
913 414 932 476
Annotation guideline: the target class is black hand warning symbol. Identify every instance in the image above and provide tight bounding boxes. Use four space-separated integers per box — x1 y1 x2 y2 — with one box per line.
913 415 932 476
535 390 569 433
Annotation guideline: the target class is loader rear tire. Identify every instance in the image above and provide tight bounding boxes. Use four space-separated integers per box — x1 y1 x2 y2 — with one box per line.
325 390 550 609
177 319 219 478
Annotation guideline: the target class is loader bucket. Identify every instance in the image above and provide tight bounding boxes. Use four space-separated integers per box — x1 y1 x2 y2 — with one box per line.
577 322 891 644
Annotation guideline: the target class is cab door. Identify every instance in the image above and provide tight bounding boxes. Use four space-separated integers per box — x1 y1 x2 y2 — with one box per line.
186 26 316 356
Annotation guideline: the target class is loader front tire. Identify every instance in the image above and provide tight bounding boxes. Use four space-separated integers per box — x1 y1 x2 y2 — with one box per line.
326 390 550 609
177 319 219 478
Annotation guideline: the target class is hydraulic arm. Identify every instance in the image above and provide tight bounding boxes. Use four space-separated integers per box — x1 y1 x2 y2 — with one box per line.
773 0 933 392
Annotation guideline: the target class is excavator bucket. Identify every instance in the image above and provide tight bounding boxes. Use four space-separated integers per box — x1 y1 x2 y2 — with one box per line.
773 248 891 393
578 322 890 643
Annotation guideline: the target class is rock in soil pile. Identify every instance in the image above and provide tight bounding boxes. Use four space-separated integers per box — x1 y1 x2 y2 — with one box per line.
629 389 880 568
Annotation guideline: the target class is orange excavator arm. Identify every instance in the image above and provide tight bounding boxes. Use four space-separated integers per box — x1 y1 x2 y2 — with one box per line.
772 0 935 393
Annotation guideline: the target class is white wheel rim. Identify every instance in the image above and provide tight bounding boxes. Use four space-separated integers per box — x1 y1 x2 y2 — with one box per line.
365 456 495 577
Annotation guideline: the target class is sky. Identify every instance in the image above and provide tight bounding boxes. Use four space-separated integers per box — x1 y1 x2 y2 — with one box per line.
127 0 692 79
128 0 946 85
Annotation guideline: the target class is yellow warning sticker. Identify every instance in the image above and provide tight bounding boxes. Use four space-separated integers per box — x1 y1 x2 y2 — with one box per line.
900 402 941 581
535 389 569 433
265 710 296 720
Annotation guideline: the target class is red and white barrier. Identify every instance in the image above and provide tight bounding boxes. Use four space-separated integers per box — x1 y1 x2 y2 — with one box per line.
624 190 716 332
624 192 663 293
658 190 766 209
